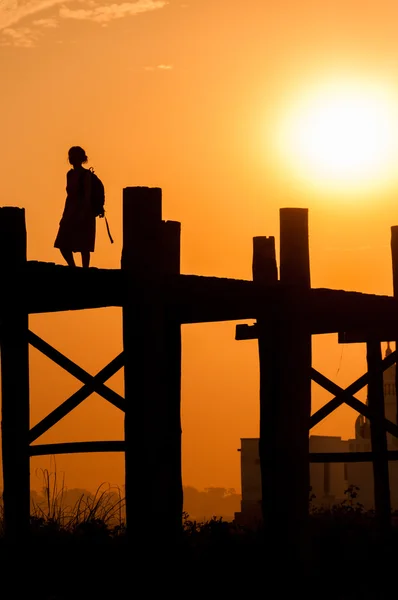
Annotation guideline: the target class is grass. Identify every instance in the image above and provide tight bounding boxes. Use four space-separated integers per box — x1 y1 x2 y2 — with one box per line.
0 480 397 598
29 468 126 539
0 467 126 542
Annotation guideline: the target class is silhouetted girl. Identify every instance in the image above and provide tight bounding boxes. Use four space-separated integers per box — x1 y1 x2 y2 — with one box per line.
54 146 96 268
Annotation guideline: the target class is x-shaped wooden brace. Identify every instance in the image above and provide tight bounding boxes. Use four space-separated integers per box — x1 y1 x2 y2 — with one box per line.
236 323 398 438
28 330 125 444
310 351 398 437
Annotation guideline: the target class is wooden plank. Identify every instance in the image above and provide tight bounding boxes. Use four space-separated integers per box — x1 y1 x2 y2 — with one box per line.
310 360 398 438
366 341 391 532
16 260 398 335
0 207 30 539
28 330 125 410
338 329 398 344
25 262 124 313
29 353 124 443
16 255 398 330
177 280 398 330
29 441 124 456
310 451 398 463
307 289 398 335
241 308 398 344
167 274 259 323
276 208 312 558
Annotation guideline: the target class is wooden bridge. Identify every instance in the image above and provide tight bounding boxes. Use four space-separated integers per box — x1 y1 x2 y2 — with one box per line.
1 186 398 553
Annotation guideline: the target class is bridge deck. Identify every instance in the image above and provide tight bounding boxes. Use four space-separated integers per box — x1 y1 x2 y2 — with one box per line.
4 261 397 336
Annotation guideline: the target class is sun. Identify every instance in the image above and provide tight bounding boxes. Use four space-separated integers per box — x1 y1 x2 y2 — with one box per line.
276 79 398 194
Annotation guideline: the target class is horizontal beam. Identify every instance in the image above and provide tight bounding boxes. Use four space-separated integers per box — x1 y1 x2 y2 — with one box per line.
8 263 398 336
28 445 398 461
338 330 398 344
168 275 257 323
29 441 125 456
238 310 398 342
25 262 124 313
171 281 398 330
310 451 398 463
306 289 398 335
236 323 257 340
182 282 398 332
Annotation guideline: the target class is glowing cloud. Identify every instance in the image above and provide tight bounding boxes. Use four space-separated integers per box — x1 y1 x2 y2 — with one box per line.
59 1 168 23
0 0 168 31
144 63 173 71
0 0 68 31
33 17 58 27
0 26 38 46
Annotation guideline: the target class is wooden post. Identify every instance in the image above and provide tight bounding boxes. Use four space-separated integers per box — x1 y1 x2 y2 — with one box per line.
391 226 398 427
279 207 310 287
366 340 391 533
277 208 312 557
252 236 278 284
121 188 182 544
252 236 279 531
0 207 30 539
161 220 183 533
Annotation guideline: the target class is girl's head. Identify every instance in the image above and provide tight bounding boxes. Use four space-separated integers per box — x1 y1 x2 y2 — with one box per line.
68 146 88 167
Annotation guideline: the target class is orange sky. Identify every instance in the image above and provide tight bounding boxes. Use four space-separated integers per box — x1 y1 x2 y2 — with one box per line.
2 0 398 494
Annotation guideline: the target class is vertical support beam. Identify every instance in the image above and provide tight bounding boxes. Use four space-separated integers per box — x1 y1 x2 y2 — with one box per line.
122 187 162 540
252 236 278 284
278 208 312 557
121 187 182 545
161 220 183 533
391 225 398 427
366 341 391 533
0 207 30 539
253 236 279 532
279 207 311 288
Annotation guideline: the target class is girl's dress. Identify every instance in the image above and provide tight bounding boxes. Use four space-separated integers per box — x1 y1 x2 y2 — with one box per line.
54 167 96 252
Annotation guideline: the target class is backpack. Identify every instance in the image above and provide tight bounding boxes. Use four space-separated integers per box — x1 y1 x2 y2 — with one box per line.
89 167 105 217
88 168 114 244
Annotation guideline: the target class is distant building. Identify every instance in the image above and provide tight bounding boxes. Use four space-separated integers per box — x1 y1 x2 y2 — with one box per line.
235 343 398 525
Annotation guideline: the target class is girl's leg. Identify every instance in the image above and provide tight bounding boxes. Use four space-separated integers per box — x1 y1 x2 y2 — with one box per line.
60 249 76 267
81 251 90 268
